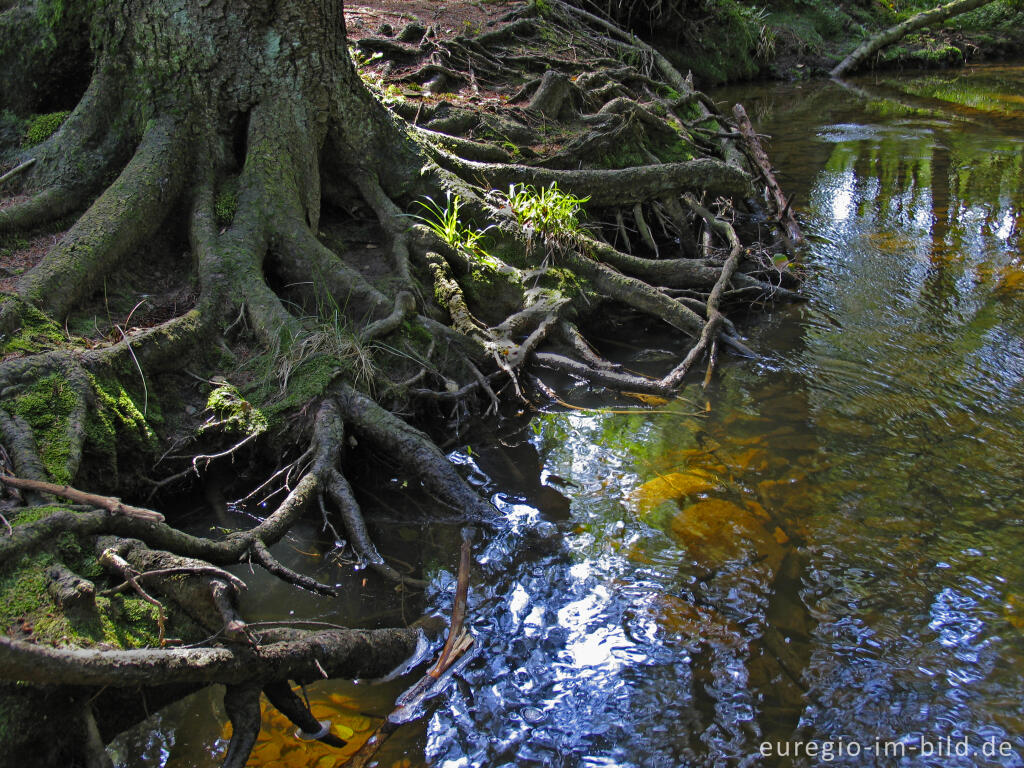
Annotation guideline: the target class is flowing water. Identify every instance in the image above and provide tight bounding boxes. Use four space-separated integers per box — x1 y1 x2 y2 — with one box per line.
112 64 1024 767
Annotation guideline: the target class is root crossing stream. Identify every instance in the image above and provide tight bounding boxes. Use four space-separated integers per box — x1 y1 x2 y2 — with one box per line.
112 64 1024 768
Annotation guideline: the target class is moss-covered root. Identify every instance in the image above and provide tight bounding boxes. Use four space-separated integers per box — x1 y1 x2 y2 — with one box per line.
0 365 90 485
332 383 498 523
0 186 83 236
16 116 188 319
0 70 126 236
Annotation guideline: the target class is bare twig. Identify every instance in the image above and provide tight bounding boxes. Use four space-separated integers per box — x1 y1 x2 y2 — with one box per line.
0 474 165 522
0 158 36 188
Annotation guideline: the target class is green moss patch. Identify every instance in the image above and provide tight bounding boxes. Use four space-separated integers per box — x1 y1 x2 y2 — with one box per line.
21 110 70 148
0 296 70 358
0 534 161 648
214 178 239 227
82 375 161 488
11 374 79 484
203 382 268 436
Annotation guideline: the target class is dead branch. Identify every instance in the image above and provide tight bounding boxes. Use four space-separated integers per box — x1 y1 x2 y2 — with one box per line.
0 474 165 522
732 104 802 245
0 158 36 188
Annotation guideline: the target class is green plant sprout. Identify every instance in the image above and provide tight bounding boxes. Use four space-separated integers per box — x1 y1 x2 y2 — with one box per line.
502 182 589 241
411 193 496 264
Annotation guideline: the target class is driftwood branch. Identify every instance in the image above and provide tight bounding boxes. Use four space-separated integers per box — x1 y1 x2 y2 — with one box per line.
732 104 802 246
0 474 165 522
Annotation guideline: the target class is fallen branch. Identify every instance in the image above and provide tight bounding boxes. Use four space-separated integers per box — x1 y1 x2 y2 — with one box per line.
830 0 997 77
341 529 475 768
732 104 802 246
0 158 35 188
0 474 165 522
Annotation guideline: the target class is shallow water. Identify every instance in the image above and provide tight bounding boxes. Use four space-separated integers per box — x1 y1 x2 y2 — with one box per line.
113 64 1024 767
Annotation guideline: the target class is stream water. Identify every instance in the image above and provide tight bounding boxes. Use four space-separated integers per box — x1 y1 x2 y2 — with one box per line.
112 64 1024 767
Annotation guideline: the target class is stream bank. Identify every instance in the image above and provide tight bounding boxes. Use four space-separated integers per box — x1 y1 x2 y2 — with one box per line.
111 63 1024 767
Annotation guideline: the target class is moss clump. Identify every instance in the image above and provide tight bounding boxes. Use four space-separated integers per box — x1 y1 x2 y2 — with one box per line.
246 354 338 429
654 135 696 163
0 553 55 632
463 261 525 320
599 138 648 169
214 180 238 227
0 506 173 648
0 297 69 357
539 267 587 300
21 110 70 148
11 505 67 527
400 318 432 346
11 374 79 483
203 382 268 436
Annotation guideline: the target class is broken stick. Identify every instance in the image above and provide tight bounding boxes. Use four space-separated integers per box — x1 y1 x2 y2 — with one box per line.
0 474 165 522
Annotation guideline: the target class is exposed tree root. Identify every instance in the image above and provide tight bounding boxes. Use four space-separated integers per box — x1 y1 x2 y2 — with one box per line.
438 152 752 207
222 684 262 768
0 625 430 687
18 116 187 318
660 195 745 388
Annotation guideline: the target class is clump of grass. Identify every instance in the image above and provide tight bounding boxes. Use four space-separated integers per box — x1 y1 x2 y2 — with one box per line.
411 192 496 263
276 294 378 396
502 182 589 242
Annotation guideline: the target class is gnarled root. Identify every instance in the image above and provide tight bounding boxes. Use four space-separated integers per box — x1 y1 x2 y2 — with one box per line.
0 3 809 764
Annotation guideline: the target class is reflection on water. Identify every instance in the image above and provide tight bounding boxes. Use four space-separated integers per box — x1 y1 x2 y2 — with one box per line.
426 64 1024 767
114 65 1024 767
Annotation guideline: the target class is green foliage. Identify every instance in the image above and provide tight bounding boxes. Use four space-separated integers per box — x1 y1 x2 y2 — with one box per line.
412 193 496 263
21 111 69 148
214 182 238 227
502 182 589 240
